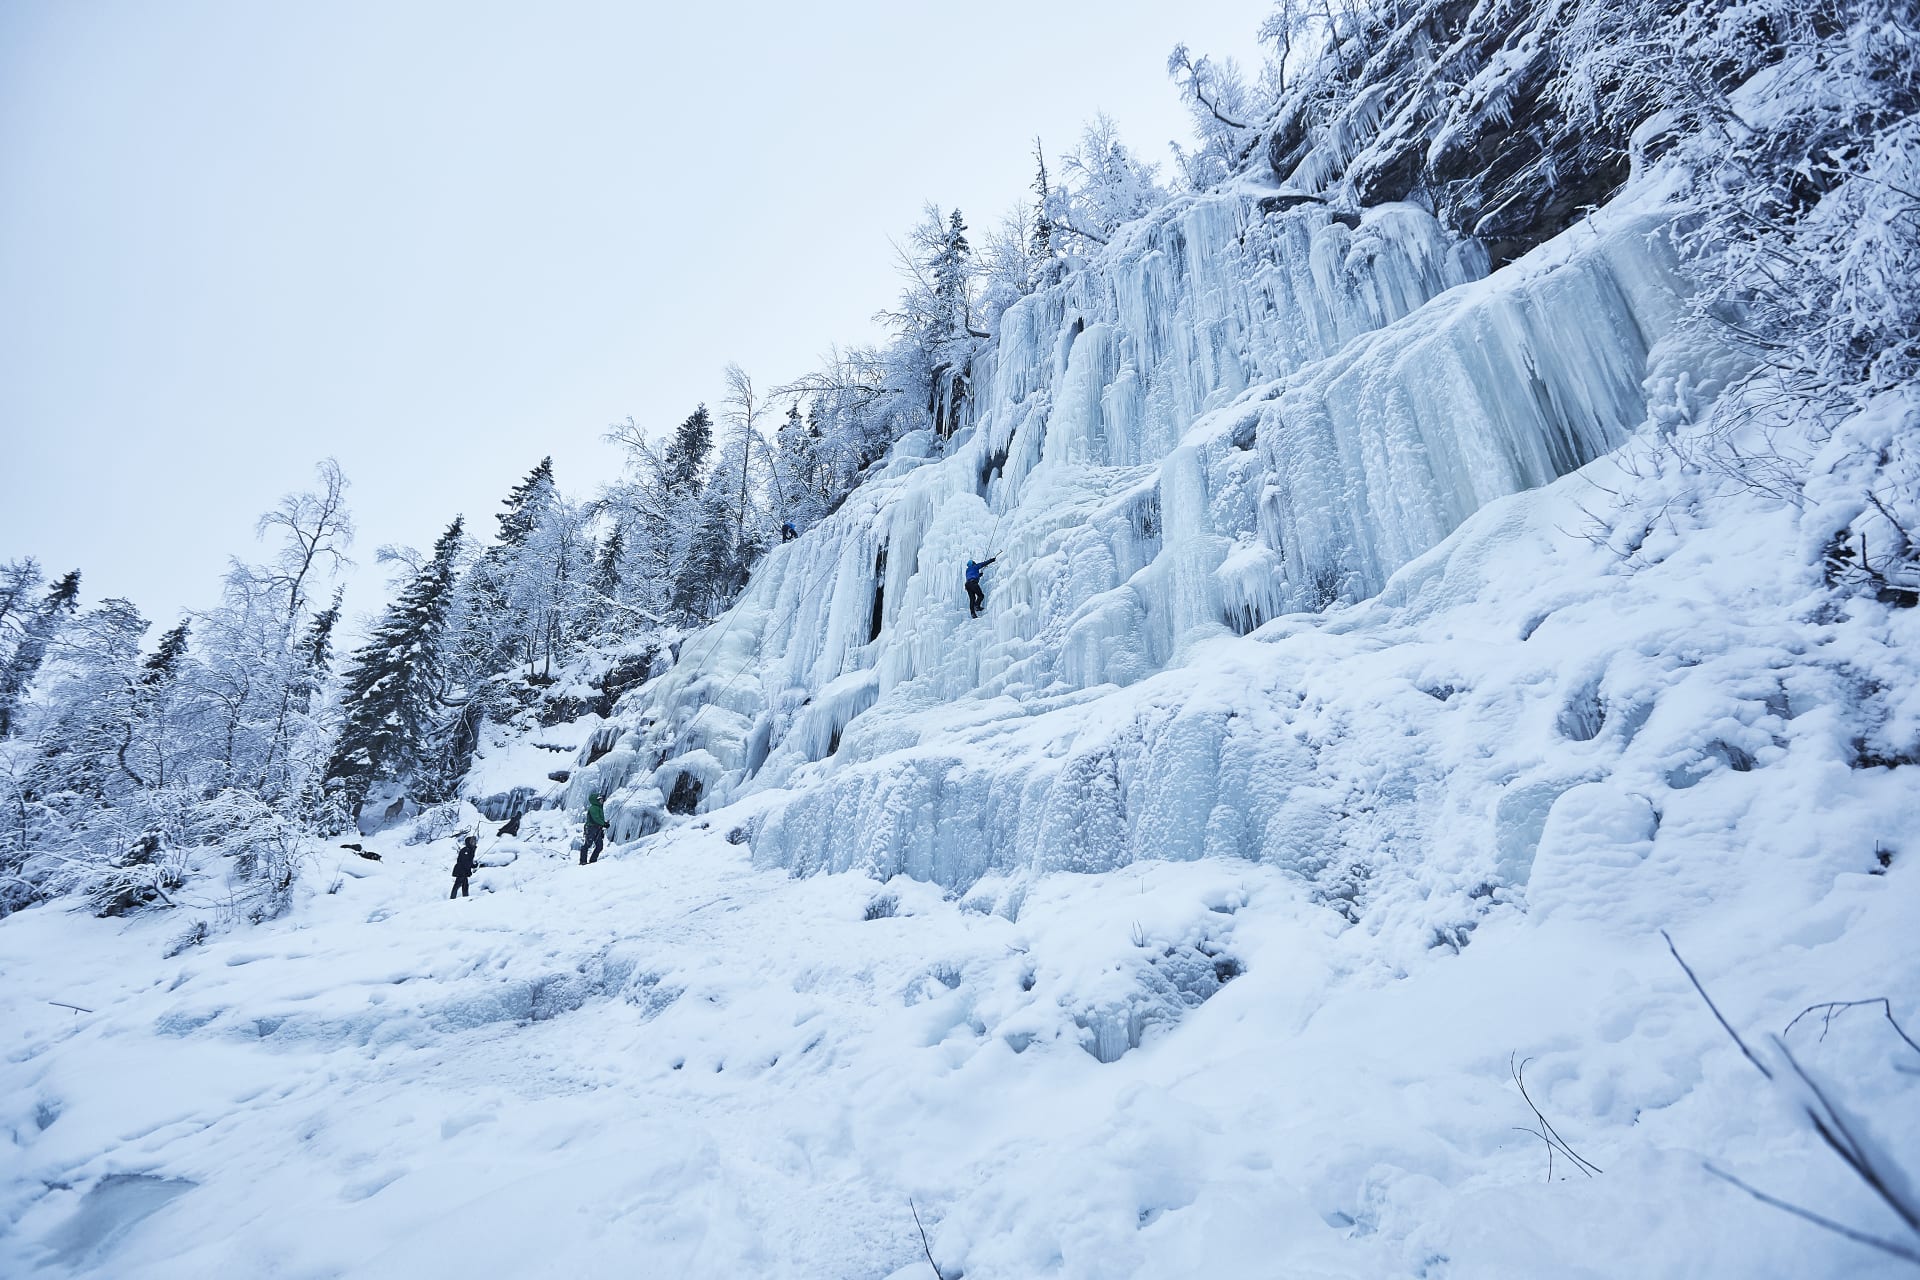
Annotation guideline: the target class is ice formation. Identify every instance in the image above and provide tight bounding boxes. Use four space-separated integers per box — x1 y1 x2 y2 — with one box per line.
589 192 1692 892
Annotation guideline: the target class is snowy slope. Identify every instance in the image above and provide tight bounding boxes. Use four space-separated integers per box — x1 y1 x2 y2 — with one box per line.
4 415 1918 1276
6 141 1920 1276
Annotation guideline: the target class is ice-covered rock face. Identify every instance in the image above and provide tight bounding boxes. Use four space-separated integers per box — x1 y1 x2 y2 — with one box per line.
609 190 1693 888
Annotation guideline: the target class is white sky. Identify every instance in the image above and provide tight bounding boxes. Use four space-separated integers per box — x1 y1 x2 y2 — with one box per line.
1 1 1263 632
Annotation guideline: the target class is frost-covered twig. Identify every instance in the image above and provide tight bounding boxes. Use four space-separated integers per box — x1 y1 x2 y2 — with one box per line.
589 590 668 628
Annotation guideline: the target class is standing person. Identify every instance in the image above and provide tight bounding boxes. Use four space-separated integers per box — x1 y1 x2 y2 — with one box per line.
781 521 798 543
581 791 608 865
450 835 477 899
964 556 998 618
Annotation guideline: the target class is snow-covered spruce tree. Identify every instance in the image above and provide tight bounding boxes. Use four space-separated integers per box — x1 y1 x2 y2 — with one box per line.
587 527 624 622
773 401 833 532
933 209 974 339
495 455 555 549
670 484 751 622
499 490 591 680
141 620 190 687
0 568 80 738
601 404 718 622
654 366 773 624
665 404 713 493
10 597 199 914
326 516 466 818
874 204 982 438
433 459 602 781
931 209 981 435
1029 138 1056 279
293 589 342 718
456 457 559 674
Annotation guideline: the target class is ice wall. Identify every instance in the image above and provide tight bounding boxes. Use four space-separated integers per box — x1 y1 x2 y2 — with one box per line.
599 191 1692 887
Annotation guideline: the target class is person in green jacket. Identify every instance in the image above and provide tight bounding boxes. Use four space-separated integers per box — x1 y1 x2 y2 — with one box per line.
581 791 608 865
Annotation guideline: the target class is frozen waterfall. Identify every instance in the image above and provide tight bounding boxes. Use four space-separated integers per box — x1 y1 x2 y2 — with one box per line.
588 191 1693 888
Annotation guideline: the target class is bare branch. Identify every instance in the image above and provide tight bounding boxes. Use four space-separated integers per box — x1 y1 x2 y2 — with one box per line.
1772 1037 1920 1238
1662 929 1773 1080
1053 219 1110 246
1784 999 1920 1059
1511 1053 1602 1176
908 1199 946 1280
1705 1164 1920 1266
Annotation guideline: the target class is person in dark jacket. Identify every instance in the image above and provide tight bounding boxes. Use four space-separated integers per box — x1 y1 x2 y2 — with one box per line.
964 556 998 618
781 521 798 542
581 792 608 865
451 835 477 899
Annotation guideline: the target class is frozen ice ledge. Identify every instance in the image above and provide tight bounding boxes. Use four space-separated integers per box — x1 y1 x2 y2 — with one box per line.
586 188 1694 888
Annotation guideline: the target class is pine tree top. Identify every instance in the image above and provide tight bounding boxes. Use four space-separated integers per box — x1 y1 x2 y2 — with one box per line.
141 620 191 685
45 570 81 611
497 461 555 546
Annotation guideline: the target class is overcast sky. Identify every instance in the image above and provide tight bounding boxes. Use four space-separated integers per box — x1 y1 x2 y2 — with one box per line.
1 1 1261 633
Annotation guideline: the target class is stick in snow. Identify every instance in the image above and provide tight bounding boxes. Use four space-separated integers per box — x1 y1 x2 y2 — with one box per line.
909 1199 946 1280
1509 1052 1601 1179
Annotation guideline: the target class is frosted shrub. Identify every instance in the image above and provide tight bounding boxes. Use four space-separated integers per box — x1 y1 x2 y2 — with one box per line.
163 918 210 958
193 789 313 922
1560 0 1920 394
1557 0 1920 594
406 800 467 846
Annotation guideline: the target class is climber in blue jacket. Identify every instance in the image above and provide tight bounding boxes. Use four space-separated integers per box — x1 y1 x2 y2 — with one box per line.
964 557 997 618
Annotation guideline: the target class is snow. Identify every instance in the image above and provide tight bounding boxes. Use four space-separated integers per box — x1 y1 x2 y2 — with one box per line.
6 139 1920 1276
7 394 1918 1273
3 694 1915 1276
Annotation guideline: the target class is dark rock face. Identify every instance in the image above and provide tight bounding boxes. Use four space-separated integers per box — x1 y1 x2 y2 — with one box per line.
665 771 704 815
1263 0 1635 266
595 651 657 718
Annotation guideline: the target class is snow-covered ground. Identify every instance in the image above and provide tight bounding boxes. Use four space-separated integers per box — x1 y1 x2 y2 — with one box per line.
4 421 1917 1275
